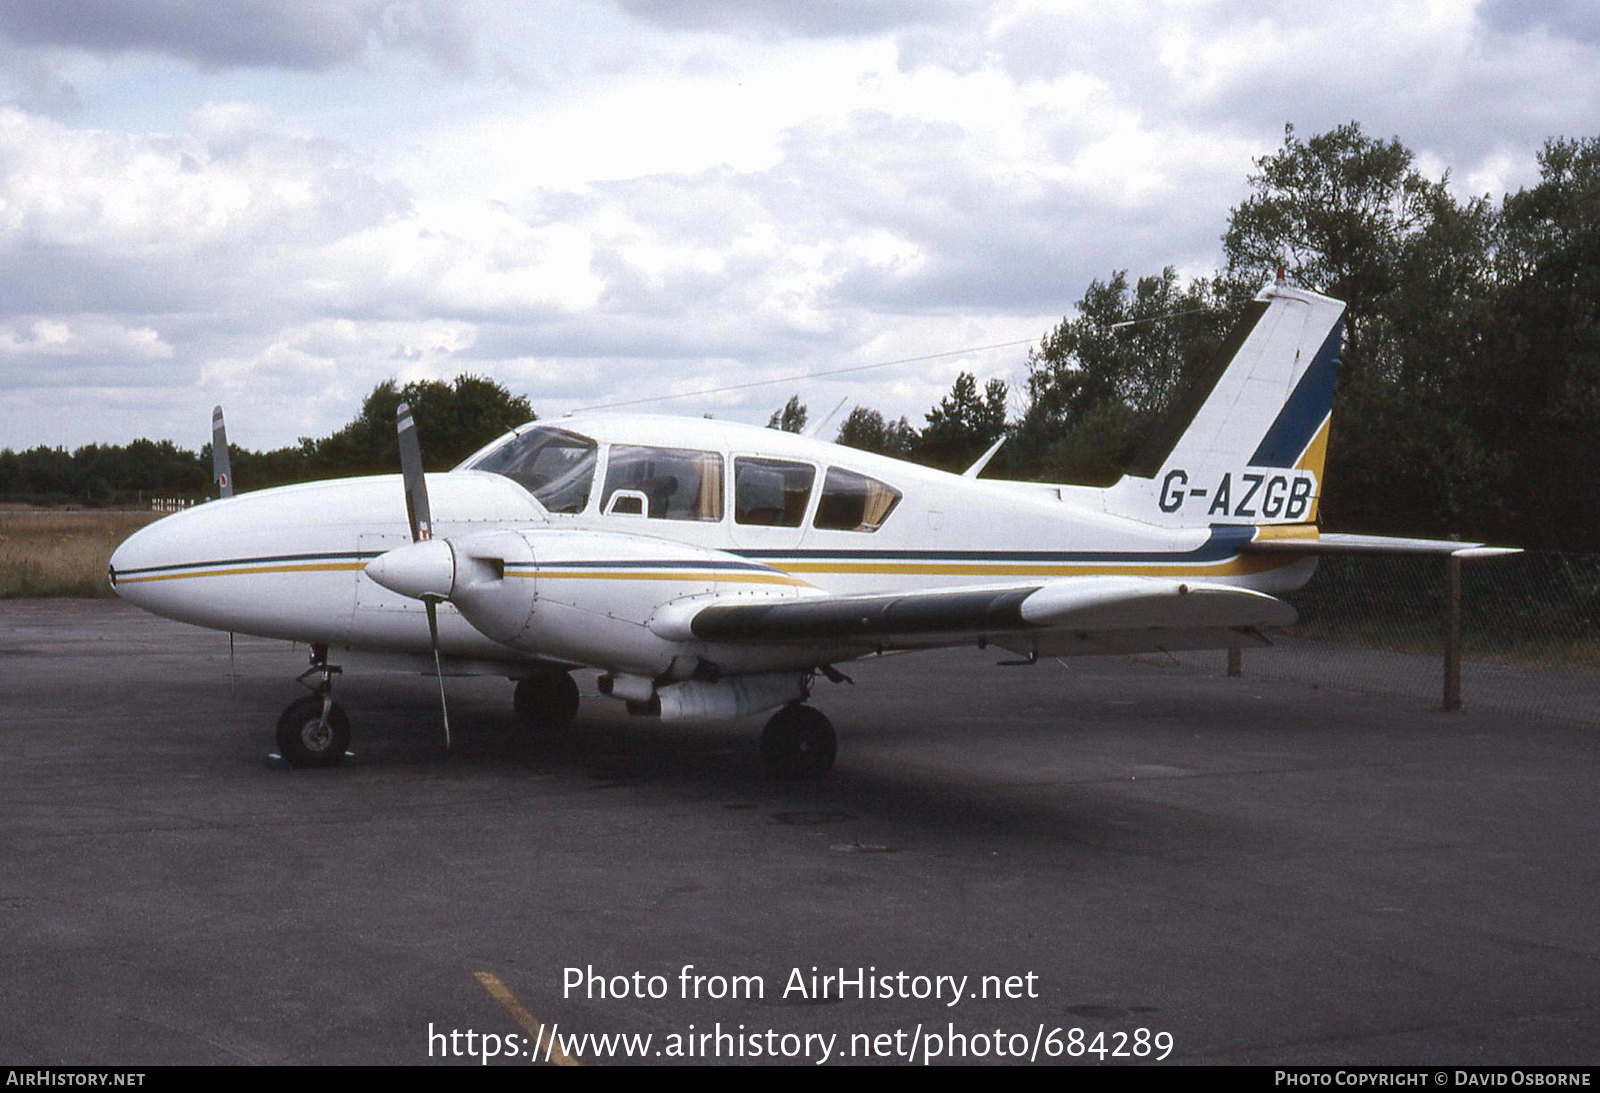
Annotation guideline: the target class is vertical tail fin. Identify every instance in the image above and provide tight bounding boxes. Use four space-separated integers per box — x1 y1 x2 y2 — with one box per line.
1104 283 1344 527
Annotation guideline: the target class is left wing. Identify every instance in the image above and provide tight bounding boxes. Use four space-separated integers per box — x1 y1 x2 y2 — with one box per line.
651 576 1295 655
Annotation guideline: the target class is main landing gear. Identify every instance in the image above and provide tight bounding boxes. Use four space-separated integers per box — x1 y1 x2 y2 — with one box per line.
513 665 581 733
760 703 836 780
271 656 827 776
276 643 350 768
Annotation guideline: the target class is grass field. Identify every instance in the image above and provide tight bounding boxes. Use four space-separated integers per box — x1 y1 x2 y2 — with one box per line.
0 510 163 597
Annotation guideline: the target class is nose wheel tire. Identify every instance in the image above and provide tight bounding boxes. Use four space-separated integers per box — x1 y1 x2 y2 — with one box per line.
760 703 836 780
276 696 351 768
513 668 581 732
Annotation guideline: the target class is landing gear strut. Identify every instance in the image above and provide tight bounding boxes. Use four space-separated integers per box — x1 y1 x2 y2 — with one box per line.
513 665 580 733
760 703 836 780
276 643 350 768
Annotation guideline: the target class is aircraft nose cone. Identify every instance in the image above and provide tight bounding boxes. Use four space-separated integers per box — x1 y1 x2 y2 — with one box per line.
107 538 133 591
365 538 456 601
107 512 185 605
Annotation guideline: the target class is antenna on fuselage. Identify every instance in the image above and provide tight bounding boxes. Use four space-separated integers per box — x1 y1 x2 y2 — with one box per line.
803 396 849 440
1107 306 1218 331
961 434 1008 478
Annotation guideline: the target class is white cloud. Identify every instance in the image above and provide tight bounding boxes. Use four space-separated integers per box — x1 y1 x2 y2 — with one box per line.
0 0 479 73
0 317 171 361
0 103 410 321
0 1 1596 451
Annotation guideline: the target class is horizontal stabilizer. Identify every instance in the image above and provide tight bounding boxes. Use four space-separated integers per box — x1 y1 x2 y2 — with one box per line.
1242 532 1520 559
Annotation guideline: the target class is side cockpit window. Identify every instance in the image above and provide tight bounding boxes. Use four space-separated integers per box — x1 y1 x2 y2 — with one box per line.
467 427 597 514
734 458 815 527
813 467 901 532
603 445 724 521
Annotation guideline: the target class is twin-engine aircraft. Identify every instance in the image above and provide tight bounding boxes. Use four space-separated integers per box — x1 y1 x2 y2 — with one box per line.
108 282 1513 776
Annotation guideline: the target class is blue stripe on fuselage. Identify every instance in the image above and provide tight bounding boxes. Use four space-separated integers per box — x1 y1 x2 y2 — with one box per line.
735 525 1255 565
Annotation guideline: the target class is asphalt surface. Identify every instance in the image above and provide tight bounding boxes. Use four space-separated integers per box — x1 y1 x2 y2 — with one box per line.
2 599 1595 1066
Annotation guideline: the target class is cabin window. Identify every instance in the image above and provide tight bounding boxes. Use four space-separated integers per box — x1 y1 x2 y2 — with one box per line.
813 468 901 532
468 426 597 514
602 445 724 521
734 458 815 527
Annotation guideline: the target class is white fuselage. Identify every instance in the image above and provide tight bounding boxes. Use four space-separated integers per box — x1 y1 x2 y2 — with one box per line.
110 413 1313 680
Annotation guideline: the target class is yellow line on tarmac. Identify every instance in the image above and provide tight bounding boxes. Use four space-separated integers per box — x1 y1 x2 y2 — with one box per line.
473 970 582 1067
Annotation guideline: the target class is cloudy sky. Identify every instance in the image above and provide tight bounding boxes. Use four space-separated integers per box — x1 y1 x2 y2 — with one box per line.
0 0 1595 452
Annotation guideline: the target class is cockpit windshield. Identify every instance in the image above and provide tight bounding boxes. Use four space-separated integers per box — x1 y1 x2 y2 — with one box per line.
467 426 597 514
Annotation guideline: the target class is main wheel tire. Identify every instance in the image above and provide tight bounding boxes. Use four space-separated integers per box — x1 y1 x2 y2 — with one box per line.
760 704 836 780
513 668 580 732
275 695 351 768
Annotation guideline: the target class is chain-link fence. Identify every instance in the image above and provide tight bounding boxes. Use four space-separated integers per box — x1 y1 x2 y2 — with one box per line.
1176 552 1599 725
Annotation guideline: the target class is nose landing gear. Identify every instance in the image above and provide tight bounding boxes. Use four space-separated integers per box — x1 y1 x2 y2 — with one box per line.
275 643 350 768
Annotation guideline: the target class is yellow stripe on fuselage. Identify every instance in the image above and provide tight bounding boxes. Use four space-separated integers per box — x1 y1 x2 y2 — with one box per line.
120 562 812 588
536 570 811 586
775 556 1292 578
1251 524 1319 543
116 562 368 584
117 555 1303 587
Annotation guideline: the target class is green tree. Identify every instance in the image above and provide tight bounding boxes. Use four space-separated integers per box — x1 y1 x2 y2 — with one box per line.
1223 122 1454 352
766 394 808 433
306 374 535 474
7 446 80 503
1475 137 1600 548
1016 268 1236 484
1221 122 1501 538
915 372 1008 471
0 374 538 504
836 406 918 458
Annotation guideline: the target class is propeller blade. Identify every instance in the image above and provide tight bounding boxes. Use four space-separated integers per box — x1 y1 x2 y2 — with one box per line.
395 401 450 750
212 405 234 498
425 599 451 751
397 401 432 542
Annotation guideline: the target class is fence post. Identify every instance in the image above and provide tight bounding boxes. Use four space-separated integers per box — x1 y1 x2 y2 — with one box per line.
1443 536 1462 712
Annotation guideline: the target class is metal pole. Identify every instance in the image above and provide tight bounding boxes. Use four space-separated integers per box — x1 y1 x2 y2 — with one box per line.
1444 537 1461 712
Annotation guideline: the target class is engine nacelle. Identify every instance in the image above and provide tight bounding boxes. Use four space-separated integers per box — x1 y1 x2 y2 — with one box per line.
656 674 808 723
440 530 540 647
